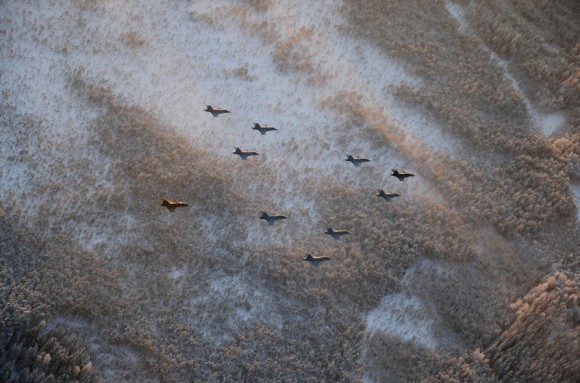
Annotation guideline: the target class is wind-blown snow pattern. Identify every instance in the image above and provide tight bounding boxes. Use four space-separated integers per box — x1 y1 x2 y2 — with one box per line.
1 0 578 382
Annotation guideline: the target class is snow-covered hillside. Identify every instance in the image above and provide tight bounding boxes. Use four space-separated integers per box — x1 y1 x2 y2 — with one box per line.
1 0 578 382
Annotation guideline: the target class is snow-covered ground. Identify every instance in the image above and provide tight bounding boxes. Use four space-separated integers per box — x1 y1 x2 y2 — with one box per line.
365 258 460 353
1 0 447 237
1 0 454 247
366 293 440 350
1 0 577 380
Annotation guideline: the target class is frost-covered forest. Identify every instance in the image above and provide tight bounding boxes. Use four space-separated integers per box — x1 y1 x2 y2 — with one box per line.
1 0 578 382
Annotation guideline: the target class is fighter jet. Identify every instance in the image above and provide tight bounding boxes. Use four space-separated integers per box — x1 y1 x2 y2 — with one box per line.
391 169 415 181
325 227 350 239
233 147 259 159
304 253 331 266
377 190 400 201
346 155 370 166
204 105 231 117
252 123 278 135
259 212 287 225
161 198 190 212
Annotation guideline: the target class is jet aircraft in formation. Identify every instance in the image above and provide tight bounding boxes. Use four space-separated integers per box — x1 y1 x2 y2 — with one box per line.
259 212 287 225
163 105 419 264
161 199 190 212
325 227 351 239
205 105 231 117
252 123 278 135
377 190 400 201
304 253 331 266
233 147 259 159
391 169 415 181
346 155 370 166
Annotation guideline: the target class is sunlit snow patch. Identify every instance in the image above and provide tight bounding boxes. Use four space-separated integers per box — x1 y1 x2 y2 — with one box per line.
445 1 469 31
572 183 580 223
364 257 462 357
366 293 439 350
168 267 186 280
537 112 566 137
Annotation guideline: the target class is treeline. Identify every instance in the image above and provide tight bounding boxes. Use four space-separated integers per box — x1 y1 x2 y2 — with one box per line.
0 212 97 383
426 272 579 383
0 313 96 383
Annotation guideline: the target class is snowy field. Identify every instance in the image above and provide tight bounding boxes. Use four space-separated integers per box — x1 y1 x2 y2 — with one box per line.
1 0 578 382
